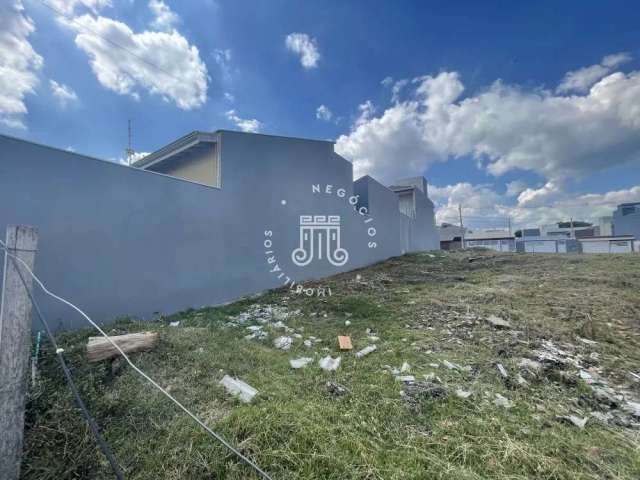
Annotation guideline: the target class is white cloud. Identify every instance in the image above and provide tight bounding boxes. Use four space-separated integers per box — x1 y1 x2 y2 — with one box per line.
49 80 78 106
316 104 332 122
224 91 234 102
60 14 208 109
557 52 631 93
517 181 562 208
336 57 640 185
0 0 43 129
225 109 262 133
119 150 150 165
213 48 232 83
46 0 111 15
149 0 179 31
285 33 320 69
431 182 640 230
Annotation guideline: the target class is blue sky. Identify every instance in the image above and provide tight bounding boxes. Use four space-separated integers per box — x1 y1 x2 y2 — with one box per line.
2 0 640 228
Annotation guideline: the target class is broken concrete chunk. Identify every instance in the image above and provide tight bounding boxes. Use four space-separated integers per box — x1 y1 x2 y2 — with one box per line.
290 357 313 369
519 358 542 373
219 375 258 403
396 375 416 382
319 356 341 371
326 381 348 397
355 345 377 358
493 393 513 409
556 415 588 429
274 336 293 350
486 315 511 329
496 363 509 378
455 389 472 399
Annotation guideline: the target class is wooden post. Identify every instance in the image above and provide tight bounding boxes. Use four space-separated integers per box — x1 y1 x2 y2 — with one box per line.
0 225 38 480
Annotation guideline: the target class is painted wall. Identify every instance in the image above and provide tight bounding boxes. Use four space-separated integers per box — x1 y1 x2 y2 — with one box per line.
0 131 438 329
613 204 640 239
150 143 219 187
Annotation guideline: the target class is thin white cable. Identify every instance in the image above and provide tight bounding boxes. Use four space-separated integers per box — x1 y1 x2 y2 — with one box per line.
0 239 273 480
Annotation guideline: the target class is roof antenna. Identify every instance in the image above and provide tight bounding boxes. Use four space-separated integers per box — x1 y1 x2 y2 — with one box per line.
125 119 135 166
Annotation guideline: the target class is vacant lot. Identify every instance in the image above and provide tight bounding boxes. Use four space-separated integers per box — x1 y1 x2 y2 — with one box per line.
22 251 640 479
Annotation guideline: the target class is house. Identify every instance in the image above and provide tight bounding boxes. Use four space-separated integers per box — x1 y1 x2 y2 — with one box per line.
464 230 515 252
437 223 466 250
598 216 613 236
540 221 596 238
579 235 636 254
0 130 439 329
613 202 640 240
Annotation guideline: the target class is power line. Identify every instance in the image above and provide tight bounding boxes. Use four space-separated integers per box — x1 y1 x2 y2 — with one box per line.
37 0 188 85
0 240 273 480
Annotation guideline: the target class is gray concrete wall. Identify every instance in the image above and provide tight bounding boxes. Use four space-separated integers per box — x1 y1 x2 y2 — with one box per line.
0 131 438 330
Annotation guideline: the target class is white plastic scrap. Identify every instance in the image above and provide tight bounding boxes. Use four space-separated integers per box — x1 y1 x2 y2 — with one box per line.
289 357 314 369
219 375 258 403
496 363 509 378
319 356 341 371
396 375 415 382
493 393 513 409
556 415 588 429
169 321 180 327
274 336 293 350
303 340 313 348
455 389 472 399
355 345 377 358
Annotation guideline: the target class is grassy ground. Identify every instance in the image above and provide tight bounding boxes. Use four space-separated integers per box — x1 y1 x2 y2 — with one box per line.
21 250 640 479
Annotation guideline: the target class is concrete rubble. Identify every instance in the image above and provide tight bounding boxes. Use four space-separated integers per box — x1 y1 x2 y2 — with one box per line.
290 357 313 369
355 345 377 358
219 375 258 403
274 336 293 350
319 356 341 371
486 315 511 329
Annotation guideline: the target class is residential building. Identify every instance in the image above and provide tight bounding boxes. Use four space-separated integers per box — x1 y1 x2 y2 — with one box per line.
598 216 613 236
612 202 640 239
540 221 595 238
437 223 466 250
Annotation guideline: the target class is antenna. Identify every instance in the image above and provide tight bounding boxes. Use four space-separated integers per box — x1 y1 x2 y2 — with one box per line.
125 119 134 166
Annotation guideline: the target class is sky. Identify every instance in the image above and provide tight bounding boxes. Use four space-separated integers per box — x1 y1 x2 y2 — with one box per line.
2 0 640 230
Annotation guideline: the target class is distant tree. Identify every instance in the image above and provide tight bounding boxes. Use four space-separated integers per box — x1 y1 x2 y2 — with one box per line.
514 230 522 238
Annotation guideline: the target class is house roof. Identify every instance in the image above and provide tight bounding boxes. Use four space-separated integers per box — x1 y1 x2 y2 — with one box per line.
133 131 217 169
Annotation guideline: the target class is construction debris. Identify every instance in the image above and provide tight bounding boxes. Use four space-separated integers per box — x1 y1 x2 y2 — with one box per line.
493 393 513 409
556 415 588 429
219 375 258 403
87 332 159 362
400 362 411 373
355 345 377 358
326 381 348 397
274 336 293 350
496 363 508 378
396 375 415 382
290 357 314 369
486 315 511 329
401 381 448 411
338 336 353 350
319 356 341 371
